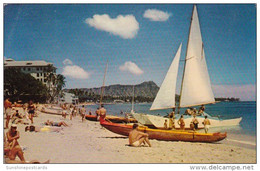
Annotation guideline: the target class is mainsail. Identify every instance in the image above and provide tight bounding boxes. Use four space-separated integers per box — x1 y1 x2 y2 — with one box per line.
179 5 215 107
150 43 182 110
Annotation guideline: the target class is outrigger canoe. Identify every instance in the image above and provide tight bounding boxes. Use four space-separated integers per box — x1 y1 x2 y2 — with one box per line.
100 119 227 143
85 115 137 123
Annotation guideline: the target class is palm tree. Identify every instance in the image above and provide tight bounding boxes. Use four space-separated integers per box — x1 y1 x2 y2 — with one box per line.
56 74 66 99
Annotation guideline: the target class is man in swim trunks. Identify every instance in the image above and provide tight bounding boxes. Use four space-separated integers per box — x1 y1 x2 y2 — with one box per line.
129 124 151 147
202 115 211 133
99 104 107 121
4 98 12 129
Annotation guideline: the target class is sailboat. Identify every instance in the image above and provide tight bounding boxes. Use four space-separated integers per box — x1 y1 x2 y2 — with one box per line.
132 5 242 129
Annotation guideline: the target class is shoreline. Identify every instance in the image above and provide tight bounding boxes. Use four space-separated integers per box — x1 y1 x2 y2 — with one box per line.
4 107 256 164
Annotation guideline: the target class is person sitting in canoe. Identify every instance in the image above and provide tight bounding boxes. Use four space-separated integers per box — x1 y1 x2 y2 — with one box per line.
185 108 193 115
198 105 205 115
129 124 151 147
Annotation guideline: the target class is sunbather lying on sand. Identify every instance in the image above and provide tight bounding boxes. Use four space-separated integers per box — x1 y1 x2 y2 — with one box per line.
25 125 63 132
44 120 69 127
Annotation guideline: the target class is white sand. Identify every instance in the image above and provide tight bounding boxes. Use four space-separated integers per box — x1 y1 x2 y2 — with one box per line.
5 109 256 164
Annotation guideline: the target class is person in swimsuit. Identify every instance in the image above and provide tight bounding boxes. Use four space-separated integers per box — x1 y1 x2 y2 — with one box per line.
28 100 35 124
129 124 151 147
95 107 100 120
191 115 199 131
202 115 211 133
25 125 62 132
80 105 86 122
198 105 206 115
6 124 25 161
4 98 13 129
44 120 69 127
177 114 185 130
99 104 106 121
169 108 175 129
4 129 50 164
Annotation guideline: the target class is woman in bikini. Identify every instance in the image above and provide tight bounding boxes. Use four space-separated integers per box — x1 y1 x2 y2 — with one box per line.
28 100 35 124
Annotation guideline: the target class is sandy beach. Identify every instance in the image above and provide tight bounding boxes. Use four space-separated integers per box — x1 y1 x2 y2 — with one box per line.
4 107 256 164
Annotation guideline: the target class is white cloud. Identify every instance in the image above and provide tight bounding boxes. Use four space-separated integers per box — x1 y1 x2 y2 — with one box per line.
62 65 90 79
212 84 256 101
61 59 90 79
85 14 139 39
143 9 171 21
119 61 144 75
63 59 73 65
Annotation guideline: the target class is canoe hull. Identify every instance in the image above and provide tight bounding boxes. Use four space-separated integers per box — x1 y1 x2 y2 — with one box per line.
85 115 137 123
100 120 227 143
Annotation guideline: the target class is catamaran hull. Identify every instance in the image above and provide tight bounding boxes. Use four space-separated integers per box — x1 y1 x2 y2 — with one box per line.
131 112 154 126
133 113 242 129
100 120 227 143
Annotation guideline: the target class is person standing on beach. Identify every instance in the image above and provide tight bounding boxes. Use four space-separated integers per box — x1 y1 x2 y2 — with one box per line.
80 105 86 122
191 115 199 131
129 123 151 147
202 115 211 133
169 108 175 129
4 98 12 129
28 100 35 124
164 119 168 129
95 107 100 120
177 115 185 130
99 104 106 121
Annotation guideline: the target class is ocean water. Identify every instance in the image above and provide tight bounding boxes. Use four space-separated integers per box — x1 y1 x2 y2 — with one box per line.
85 101 256 146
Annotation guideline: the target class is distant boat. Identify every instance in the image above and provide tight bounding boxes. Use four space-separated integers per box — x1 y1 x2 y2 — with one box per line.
132 5 242 129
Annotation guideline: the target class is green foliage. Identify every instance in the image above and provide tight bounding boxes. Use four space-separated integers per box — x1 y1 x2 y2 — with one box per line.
4 68 48 103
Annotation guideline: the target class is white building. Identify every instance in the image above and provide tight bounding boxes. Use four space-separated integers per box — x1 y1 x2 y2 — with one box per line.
4 58 56 88
59 92 79 104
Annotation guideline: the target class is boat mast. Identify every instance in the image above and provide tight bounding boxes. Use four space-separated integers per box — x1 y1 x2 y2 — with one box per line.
100 60 108 108
131 85 135 113
177 5 195 114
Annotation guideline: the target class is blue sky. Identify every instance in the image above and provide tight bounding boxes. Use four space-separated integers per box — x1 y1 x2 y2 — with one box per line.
4 4 256 101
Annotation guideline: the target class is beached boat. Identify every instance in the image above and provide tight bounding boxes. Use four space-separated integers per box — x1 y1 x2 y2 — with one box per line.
41 107 63 115
100 120 227 143
132 5 242 129
85 114 137 123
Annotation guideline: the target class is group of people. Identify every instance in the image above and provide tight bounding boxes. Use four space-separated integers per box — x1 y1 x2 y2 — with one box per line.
162 105 211 133
95 104 107 121
4 124 49 163
4 98 37 129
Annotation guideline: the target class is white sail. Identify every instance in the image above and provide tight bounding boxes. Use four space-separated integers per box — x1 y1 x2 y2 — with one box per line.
180 5 215 107
150 43 182 110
